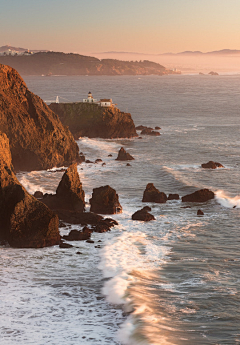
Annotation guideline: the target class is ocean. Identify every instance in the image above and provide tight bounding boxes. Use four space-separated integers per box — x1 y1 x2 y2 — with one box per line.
1 74 240 345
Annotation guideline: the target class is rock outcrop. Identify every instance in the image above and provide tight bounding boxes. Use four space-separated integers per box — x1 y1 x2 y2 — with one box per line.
141 128 160 136
201 161 224 169
182 189 215 203
116 147 134 161
0 132 60 247
0 64 80 171
42 164 85 212
49 102 138 139
197 209 204 216
62 227 92 241
142 183 167 203
132 206 155 221
90 185 122 214
168 193 180 200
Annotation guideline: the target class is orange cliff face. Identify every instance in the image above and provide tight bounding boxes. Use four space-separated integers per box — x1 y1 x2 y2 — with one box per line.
0 64 80 171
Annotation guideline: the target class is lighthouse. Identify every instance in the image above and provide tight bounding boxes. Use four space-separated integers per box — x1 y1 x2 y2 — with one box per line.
83 91 97 103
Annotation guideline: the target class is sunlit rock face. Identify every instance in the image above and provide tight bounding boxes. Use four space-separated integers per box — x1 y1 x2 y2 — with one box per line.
0 64 80 171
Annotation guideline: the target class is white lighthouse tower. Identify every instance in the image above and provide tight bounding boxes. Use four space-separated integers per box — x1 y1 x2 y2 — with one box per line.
83 91 97 103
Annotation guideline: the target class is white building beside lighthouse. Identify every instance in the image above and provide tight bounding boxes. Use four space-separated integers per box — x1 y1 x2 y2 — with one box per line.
83 91 97 103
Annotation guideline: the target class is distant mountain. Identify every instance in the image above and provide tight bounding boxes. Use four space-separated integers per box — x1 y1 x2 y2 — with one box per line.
0 51 178 76
95 49 240 56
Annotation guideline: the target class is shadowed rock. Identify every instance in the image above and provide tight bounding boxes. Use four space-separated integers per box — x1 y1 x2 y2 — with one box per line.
141 128 160 136
182 189 215 203
116 147 134 161
201 161 224 169
142 183 167 203
90 185 122 214
168 193 180 200
0 132 60 248
132 206 155 221
0 64 80 171
197 209 204 216
62 227 92 241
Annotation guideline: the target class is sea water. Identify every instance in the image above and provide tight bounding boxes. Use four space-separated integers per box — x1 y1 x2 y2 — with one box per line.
0 75 240 345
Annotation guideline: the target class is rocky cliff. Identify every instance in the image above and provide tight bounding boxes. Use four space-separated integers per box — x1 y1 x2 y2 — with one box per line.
0 132 60 247
0 64 80 171
49 102 137 139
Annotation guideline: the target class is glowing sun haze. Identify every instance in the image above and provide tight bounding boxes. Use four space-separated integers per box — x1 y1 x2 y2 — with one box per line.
1 0 240 54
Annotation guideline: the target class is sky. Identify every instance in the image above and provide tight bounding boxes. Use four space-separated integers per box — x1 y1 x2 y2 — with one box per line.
1 0 240 54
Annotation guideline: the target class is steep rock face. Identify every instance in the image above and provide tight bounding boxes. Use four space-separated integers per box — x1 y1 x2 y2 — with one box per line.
42 164 85 212
90 185 122 214
142 183 167 203
182 189 215 202
49 102 137 139
0 64 80 171
0 132 60 247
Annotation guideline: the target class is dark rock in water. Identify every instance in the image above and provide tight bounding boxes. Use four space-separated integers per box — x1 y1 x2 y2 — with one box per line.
182 189 215 203
138 136 142 139
86 239 94 244
197 209 204 216
42 163 85 212
233 205 237 209
0 64 80 171
126 163 131 166
95 159 102 163
92 217 118 233
76 251 83 254
49 102 138 139
108 154 113 157
102 163 106 166
201 161 224 169
209 71 219 76
181 206 191 209
168 194 180 200
95 245 101 248
141 128 160 136
155 126 161 130
86 160 94 164
142 183 167 203
34 191 44 199
116 147 134 161
136 125 148 130
59 221 67 228
59 241 73 248
0 132 60 248
62 227 92 241
55 210 103 225
90 185 122 214
132 207 155 221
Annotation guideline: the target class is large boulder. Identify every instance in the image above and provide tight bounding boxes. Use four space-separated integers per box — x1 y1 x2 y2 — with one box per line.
201 161 224 169
90 185 122 214
0 132 60 248
132 206 155 221
182 189 215 203
42 164 85 212
0 64 80 171
116 147 134 161
142 183 167 203
49 102 138 139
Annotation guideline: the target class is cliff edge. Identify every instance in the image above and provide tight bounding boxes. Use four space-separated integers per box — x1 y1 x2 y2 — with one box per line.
0 64 80 171
49 102 137 139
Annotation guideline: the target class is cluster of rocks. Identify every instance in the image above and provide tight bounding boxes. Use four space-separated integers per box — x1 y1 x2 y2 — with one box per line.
136 125 161 136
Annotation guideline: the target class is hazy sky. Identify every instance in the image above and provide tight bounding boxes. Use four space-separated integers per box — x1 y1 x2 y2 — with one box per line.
1 0 240 54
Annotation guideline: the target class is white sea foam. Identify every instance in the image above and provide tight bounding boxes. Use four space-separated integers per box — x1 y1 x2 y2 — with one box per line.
215 190 240 208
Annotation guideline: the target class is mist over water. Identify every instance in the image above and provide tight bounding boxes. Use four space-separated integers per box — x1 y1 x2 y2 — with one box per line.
1 75 240 345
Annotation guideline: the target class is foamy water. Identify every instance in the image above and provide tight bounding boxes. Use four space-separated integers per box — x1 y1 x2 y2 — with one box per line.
1 75 240 345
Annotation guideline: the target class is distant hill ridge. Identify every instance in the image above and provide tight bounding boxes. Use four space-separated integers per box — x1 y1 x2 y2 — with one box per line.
0 51 177 76
97 49 240 56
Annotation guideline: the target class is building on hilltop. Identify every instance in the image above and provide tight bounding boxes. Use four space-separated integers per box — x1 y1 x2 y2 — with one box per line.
83 91 97 103
82 92 115 107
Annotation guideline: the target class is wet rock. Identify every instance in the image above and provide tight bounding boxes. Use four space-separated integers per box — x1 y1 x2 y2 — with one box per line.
182 189 215 203
86 239 94 244
42 163 85 212
201 161 224 169
34 191 43 199
59 221 67 228
76 251 83 254
108 154 113 157
141 128 160 136
197 209 204 216
92 217 118 233
132 206 155 221
168 193 180 200
62 227 92 241
126 163 131 166
142 183 167 203
155 126 161 130
102 163 106 166
59 241 73 248
0 64 80 171
116 147 134 161
55 210 103 225
0 133 60 248
136 125 148 130
90 185 122 214
95 159 102 163
85 160 94 164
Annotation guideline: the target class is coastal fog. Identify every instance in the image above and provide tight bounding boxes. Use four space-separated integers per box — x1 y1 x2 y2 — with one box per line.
92 51 240 74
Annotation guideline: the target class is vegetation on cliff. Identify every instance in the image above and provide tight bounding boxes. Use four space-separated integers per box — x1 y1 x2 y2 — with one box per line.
49 102 137 139
0 64 80 171
0 51 174 76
